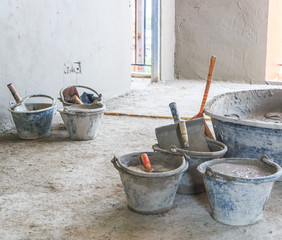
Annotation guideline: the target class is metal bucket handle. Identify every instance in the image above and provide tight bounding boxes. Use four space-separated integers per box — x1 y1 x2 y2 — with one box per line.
152 144 190 168
9 94 55 109
59 85 102 105
111 154 188 178
153 139 227 159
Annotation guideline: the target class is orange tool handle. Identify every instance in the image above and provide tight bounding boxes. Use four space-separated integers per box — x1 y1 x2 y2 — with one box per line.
199 55 216 114
7 83 22 103
140 153 152 172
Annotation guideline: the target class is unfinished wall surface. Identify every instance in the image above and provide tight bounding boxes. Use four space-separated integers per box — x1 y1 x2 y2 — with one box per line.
0 0 131 132
266 0 282 81
160 0 175 82
175 0 269 83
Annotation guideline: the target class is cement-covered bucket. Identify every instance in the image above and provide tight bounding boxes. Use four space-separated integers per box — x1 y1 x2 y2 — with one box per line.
112 152 188 214
8 94 55 139
204 88 282 181
58 103 105 140
59 85 102 106
197 155 282 226
153 138 227 194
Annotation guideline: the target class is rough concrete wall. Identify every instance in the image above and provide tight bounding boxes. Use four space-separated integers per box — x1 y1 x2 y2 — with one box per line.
265 0 282 81
160 0 175 82
175 0 269 83
0 0 131 132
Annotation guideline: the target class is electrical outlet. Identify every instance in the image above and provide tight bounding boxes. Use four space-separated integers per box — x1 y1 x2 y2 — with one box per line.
73 61 81 73
64 61 81 74
64 63 72 74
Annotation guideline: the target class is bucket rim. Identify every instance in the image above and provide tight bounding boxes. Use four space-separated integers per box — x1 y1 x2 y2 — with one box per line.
152 138 228 159
59 84 103 105
58 104 105 114
204 88 282 130
8 94 56 114
197 155 282 183
112 152 188 178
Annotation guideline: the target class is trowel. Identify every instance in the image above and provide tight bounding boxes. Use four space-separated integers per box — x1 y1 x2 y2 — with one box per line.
155 102 210 152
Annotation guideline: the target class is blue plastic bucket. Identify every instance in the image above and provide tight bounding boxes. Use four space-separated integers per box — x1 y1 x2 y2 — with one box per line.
197 155 282 226
112 152 188 214
8 94 55 139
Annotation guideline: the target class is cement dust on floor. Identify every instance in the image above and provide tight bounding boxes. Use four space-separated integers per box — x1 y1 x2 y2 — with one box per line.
0 79 281 240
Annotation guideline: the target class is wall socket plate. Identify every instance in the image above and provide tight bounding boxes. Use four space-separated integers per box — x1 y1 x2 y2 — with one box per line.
64 61 81 74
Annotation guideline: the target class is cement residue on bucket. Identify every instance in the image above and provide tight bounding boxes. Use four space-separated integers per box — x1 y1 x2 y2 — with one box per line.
129 163 175 173
58 103 105 141
210 163 272 178
112 152 188 214
8 94 56 139
197 155 282 226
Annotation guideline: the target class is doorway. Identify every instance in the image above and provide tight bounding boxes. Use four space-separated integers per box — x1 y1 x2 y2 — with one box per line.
131 0 159 81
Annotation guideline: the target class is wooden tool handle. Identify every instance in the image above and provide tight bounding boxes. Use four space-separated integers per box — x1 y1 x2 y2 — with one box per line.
179 121 189 146
203 121 214 139
169 102 181 123
199 55 216 114
73 95 83 104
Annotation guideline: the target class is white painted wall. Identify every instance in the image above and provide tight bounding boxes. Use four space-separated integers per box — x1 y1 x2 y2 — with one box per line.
0 0 131 132
160 0 175 82
175 0 269 84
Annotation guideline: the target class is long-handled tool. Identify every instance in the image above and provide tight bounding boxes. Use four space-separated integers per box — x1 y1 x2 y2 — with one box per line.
191 55 216 139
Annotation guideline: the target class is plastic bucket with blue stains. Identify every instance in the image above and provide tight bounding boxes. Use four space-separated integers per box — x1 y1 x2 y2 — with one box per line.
58 103 105 141
8 94 56 139
112 152 188 214
197 155 282 226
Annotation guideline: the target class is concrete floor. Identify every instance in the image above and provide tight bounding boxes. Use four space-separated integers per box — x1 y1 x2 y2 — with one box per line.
0 79 281 240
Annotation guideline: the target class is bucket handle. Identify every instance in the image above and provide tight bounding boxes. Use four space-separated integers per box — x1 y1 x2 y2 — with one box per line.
9 94 55 109
160 144 224 159
59 85 102 105
111 156 122 171
152 144 190 171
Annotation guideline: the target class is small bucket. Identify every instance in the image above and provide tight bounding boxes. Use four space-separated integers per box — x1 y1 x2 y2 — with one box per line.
112 152 188 214
8 94 55 139
58 103 105 140
197 155 282 226
58 85 102 106
153 138 228 194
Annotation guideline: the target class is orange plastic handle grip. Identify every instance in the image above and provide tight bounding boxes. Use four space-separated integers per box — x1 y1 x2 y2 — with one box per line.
140 153 152 172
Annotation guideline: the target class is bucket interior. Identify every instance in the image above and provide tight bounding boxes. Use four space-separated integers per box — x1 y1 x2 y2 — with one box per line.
120 152 184 173
59 103 105 114
198 158 280 180
206 89 282 123
11 95 54 112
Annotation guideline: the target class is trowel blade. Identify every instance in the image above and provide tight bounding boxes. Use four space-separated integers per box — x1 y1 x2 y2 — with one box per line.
155 117 210 152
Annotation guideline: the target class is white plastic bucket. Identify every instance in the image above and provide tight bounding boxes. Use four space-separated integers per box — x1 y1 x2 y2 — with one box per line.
58 103 105 140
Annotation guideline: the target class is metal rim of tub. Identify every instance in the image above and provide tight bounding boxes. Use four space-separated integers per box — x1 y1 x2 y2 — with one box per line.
112 152 189 178
8 94 56 113
204 88 282 130
152 138 228 159
197 155 282 183
57 103 105 115
59 85 103 105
